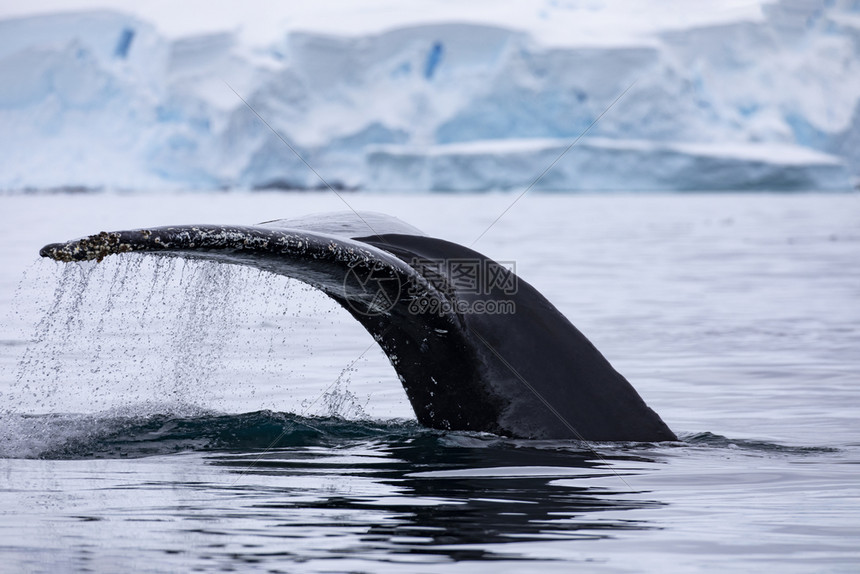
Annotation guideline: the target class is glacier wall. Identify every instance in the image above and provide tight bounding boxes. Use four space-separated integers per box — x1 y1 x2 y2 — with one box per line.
0 1 858 192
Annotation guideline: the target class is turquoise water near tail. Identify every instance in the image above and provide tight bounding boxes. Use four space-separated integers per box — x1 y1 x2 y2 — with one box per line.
1 193 859 572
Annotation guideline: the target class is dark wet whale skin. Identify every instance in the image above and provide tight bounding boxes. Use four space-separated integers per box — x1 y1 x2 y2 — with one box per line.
40 212 677 442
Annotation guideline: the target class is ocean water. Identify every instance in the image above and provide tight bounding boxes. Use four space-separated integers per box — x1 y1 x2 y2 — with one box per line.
1 192 859 573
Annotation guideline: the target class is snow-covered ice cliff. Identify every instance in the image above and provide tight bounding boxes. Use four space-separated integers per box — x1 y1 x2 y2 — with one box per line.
0 1 858 192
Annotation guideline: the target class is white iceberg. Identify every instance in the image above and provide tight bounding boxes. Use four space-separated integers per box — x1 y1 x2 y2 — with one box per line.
0 1 857 192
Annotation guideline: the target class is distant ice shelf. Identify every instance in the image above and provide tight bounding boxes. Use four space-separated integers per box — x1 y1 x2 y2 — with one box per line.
367 138 852 191
0 1 858 192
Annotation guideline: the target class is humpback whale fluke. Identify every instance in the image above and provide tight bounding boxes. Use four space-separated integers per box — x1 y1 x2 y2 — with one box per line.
40 212 677 442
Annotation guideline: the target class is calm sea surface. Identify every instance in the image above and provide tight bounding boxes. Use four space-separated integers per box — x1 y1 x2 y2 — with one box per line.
1 192 859 573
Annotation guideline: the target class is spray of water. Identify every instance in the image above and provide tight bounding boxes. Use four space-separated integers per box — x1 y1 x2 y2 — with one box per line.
5 255 385 420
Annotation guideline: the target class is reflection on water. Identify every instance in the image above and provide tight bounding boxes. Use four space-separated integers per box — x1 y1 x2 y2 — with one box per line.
2 412 666 567
209 435 661 560
5 411 845 571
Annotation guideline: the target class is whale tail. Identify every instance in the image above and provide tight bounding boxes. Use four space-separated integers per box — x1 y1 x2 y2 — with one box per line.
40 212 677 442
